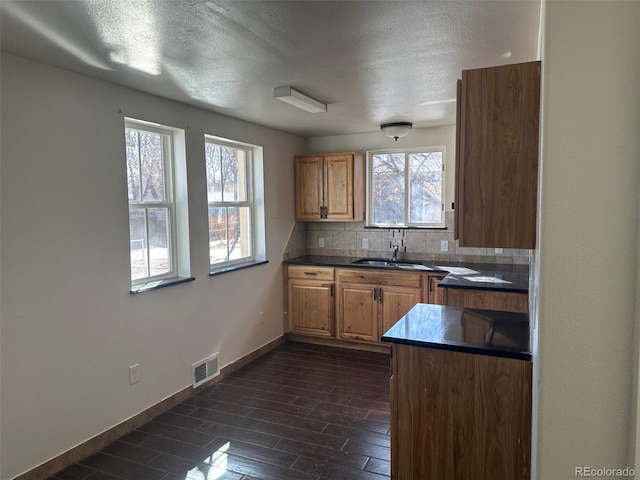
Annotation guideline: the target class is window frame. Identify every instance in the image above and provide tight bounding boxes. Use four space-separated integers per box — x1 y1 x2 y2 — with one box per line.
366 146 446 229
204 136 257 271
124 117 194 293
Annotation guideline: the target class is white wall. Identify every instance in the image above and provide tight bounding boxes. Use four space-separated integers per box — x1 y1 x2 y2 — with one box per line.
306 126 456 210
0 53 304 479
534 1 640 477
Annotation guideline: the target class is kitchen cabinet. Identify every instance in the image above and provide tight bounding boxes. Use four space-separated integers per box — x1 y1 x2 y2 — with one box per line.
390 343 532 480
294 152 365 221
455 61 541 248
427 274 446 305
285 265 335 337
444 287 528 313
337 269 424 342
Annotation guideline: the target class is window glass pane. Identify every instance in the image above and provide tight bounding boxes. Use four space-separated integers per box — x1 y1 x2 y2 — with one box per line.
208 206 252 265
205 143 223 202
125 129 141 201
209 207 228 264
129 210 148 281
139 131 165 202
409 152 443 223
221 146 239 202
228 206 252 261
147 208 171 277
372 153 405 224
205 143 248 203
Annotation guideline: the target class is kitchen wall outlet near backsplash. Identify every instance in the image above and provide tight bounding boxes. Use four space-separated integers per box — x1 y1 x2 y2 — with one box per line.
282 212 530 264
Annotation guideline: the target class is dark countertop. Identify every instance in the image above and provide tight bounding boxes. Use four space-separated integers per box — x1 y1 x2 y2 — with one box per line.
381 303 531 361
437 267 529 293
283 255 529 293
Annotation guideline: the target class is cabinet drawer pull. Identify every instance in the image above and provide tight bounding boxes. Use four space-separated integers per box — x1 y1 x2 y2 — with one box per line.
379 287 383 303
304 271 318 276
373 287 378 301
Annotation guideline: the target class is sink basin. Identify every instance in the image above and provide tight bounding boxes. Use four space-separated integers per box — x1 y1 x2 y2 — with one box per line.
352 259 391 267
352 258 433 271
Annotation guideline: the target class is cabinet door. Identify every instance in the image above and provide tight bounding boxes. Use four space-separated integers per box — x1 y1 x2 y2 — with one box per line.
392 344 532 480
295 156 323 220
338 283 378 342
428 276 446 305
379 285 423 339
324 154 353 220
288 280 334 336
456 61 540 248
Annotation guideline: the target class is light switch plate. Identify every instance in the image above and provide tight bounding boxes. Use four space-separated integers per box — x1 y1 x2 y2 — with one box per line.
319 237 325 248
440 240 448 252
362 238 369 249
495 248 504 254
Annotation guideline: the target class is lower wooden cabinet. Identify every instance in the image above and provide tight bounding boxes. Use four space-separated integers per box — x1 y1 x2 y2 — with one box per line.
286 265 335 337
390 343 532 480
427 274 446 305
336 282 379 341
337 269 424 342
444 288 528 313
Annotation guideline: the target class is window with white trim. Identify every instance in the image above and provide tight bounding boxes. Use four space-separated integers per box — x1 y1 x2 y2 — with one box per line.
367 147 445 228
125 119 190 288
205 137 263 270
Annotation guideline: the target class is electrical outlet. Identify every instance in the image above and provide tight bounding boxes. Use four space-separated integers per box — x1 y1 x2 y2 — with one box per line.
319 237 325 248
440 240 448 252
495 248 504 254
129 364 139 385
362 238 369 249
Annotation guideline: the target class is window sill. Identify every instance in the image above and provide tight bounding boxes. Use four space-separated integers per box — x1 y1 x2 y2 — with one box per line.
130 276 195 294
209 259 269 277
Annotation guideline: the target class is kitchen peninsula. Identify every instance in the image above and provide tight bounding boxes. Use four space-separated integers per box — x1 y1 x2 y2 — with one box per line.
382 303 531 480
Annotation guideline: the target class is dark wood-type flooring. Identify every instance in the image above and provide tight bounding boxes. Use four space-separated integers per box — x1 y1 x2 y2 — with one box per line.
48 342 391 480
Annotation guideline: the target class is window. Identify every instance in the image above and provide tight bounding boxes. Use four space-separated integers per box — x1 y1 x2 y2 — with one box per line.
205 136 265 271
125 119 191 290
367 147 445 228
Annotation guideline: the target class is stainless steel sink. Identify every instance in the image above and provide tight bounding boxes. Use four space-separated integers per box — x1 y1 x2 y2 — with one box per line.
352 258 433 270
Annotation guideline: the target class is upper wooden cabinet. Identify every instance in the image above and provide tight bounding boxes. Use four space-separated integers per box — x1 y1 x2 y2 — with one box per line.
455 61 541 248
295 152 365 221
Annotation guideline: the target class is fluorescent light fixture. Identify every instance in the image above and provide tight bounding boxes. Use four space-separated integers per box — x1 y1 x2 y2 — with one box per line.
274 86 327 113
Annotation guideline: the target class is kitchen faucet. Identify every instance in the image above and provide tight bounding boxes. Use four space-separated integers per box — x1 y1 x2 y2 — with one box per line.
390 243 399 261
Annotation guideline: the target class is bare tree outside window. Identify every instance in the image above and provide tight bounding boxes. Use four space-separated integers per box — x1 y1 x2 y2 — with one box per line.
369 149 444 227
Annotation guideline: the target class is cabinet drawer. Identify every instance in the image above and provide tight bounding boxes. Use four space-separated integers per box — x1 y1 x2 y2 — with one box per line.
337 268 423 287
288 265 335 281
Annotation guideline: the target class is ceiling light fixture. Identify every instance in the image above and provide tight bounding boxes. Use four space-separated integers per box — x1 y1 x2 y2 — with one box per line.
274 86 327 113
380 122 413 141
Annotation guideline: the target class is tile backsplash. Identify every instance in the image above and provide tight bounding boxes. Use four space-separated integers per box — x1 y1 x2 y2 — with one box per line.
283 212 530 265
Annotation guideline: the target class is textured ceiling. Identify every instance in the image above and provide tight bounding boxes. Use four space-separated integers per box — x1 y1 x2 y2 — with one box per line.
1 0 541 137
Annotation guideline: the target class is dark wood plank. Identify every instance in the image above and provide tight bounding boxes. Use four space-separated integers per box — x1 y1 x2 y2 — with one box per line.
48 342 391 480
